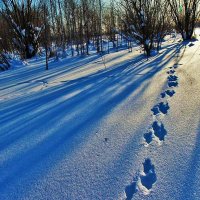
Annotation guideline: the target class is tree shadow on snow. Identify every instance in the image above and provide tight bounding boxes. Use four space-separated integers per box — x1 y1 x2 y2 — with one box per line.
0 42 185 198
180 121 200 200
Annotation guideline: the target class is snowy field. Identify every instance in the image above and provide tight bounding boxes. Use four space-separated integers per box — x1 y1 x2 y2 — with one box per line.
0 32 200 200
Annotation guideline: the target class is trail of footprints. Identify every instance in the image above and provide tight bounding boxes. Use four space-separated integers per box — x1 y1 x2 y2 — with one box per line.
144 65 179 145
125 159 157 199
125 63 180 199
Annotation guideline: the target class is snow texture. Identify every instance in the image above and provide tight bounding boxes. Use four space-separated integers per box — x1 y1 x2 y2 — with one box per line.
0 30 200 200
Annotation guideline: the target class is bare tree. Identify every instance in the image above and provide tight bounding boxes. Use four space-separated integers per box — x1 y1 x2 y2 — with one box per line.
167 0 200 40
0 0 44 58
0 0 173 62
121 0 171 56
43 3 49 70
103 0 117 52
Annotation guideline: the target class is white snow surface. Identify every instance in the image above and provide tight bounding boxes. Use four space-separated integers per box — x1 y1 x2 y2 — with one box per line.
0 32 200 200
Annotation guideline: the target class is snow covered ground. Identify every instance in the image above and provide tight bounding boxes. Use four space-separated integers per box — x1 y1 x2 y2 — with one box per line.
0 32 200 200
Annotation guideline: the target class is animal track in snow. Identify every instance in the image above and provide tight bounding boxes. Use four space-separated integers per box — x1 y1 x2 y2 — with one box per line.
168 81 178 87
174 63 182 69
167 69 176 74
151 102 170 115
151 106 160 115
149 102 169 144
161 90 175 98
167 74 179 88
125 159 157 199
152 121 167 142
144 130 153 144
168 75 178 82
125 178 138 200
144 121 167 145
139 159 157 192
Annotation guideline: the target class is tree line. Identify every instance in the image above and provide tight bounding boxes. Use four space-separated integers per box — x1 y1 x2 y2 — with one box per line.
0 0 199 59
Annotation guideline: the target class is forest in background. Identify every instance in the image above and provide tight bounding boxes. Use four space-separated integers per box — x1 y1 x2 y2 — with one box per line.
0 0 199 61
